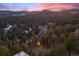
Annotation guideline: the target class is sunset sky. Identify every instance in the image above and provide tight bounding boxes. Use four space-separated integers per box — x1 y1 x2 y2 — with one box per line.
0 3 79 11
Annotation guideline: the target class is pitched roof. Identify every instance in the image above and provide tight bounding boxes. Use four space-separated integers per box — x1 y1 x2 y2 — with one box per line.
14 51 29 56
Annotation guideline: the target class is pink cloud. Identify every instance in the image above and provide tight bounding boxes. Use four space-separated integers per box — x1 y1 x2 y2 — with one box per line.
38 3 77 11
22 7 43 11
22 7 36 11
21 3 78 11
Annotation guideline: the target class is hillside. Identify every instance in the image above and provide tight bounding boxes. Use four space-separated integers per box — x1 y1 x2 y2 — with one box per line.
0 9 79 56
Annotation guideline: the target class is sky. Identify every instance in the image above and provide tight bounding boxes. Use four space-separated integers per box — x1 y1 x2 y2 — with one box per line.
0 3 79 11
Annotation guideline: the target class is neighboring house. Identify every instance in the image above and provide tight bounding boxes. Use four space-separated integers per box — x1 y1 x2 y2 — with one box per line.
38 25 48 37
4 24 12 32
29 27 32 32
25 30 29 34
14 51 29 56
75 28 79 38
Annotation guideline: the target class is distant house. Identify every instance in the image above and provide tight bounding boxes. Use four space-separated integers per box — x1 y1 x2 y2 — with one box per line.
70 11 79 14
14 51 29 56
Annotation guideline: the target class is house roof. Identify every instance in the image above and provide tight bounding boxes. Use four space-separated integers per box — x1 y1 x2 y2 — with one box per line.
14 51 29 56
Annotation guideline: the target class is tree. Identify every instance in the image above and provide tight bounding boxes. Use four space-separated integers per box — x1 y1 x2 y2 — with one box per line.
58 33 65 43
0 29 6 41
9 43 22 55
64 24 75 32
50 34 58 48
54 26 63 36
41 32 49 48
64 32 78 56
0 40 5 46
51 43 66 56
0 45 9 56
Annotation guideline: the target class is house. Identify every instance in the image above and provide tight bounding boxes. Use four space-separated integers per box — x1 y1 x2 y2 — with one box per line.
25 30 29 34
14 51 29 56
38 25 48 36
4 24 12 32
75 28 79 38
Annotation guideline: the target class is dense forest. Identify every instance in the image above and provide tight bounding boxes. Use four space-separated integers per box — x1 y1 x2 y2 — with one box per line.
0 9 79 56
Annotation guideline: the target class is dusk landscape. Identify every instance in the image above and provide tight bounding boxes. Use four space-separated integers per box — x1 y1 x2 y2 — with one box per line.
0 3 79 56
